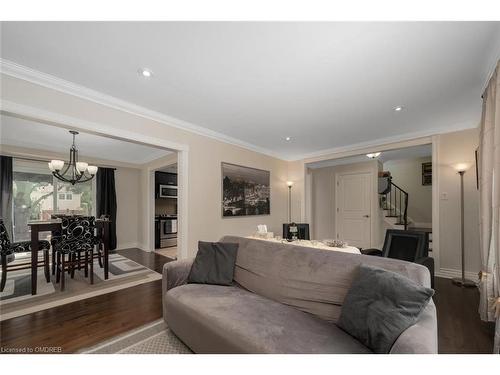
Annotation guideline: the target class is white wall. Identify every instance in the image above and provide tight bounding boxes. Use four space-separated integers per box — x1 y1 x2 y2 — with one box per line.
437 128 480 275
383 156 432 225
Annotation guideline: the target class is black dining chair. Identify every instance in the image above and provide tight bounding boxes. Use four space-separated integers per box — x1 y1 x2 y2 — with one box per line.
361 229 435 288
283 223 310 240
52 216 96 291
0 218 51 292
93 214 110 269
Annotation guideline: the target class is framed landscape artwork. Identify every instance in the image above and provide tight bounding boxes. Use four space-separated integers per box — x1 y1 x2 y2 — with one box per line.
221 162 270 217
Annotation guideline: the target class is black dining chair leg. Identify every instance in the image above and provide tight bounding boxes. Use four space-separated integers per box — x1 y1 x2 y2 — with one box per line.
51 247 56 275
1 254 7 292
97 244 103 268
61 254 66 291
84 251 89 278
70 253 76 279
56 252 61 283
44 249 50 283
89 249 94 285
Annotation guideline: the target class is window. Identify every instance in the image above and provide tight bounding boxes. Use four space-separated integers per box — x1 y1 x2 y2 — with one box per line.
12 159 95 242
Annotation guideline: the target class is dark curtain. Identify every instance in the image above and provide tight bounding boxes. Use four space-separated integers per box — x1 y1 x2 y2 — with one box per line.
96 168 117 250
0 156 13 240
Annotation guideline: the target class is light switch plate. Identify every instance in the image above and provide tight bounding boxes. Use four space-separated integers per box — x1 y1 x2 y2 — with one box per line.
441 192 448 200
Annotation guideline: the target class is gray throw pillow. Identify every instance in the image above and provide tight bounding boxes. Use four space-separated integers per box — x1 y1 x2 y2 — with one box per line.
337 264 434 354
188 241 239 286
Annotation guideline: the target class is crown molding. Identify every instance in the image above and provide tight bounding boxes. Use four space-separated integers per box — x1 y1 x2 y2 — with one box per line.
0 59 286 161
292 121 478 162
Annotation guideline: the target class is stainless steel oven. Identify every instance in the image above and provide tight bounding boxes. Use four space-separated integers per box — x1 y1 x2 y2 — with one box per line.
160 216 177 248
159 185 178 199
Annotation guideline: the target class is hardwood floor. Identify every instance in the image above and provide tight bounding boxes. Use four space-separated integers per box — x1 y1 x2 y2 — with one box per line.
0 248 172 354
0 249 495 354
434 277 495 353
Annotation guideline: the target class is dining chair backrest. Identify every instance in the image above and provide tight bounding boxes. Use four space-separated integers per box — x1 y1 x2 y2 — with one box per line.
53 216 96 253
0 218 11 252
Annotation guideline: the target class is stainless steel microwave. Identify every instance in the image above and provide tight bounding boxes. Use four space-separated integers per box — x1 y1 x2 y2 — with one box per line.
159 185 178 198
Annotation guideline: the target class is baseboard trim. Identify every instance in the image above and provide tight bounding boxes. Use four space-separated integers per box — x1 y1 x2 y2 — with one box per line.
435 268 479 282
116 242 139 250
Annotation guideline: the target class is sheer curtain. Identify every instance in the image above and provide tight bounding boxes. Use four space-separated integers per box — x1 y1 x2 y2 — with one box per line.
478 60 500 354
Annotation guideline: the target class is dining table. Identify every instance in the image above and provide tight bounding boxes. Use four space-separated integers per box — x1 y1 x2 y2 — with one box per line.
27 218 111 295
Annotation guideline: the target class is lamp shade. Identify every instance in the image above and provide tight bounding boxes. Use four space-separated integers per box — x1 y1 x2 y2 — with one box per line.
51 160 64 171
287 181 294 187
87 165 98 175
76 162 88 173
452 162 472 173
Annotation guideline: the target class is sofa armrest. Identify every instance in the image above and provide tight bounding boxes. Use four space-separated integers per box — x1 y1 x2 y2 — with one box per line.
415 256 435 288
162 258 195 296
361 248 383 256
389 301 438 354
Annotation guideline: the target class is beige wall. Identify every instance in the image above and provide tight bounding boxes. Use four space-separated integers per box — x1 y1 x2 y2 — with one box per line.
437 128 480 274
383 156 432 225
1 74 290 257
309 160 383 247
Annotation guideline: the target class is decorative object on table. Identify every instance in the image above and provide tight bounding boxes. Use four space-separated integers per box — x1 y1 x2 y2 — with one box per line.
188 241 239 286
221 162 270 217
282 223 310 240
288 222 298 241
255 224 273 239
337 264 434 354
451 162 476 287
421 162 432 186
286 181 293 222
0 218 51 292
48 130 98 185
323 239 348 248
361 229 434 288
52 216 96 291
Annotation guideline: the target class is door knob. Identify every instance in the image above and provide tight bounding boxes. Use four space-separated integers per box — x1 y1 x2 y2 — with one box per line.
363 215 370 218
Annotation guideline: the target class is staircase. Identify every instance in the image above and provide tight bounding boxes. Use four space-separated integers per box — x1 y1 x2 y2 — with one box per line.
379 177 409 230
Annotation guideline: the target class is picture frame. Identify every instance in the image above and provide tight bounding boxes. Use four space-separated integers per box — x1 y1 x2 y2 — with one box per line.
221 162 270 217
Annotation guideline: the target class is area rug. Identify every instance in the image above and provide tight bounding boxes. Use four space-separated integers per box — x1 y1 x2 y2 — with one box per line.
0 253 162 321
80 319 192 354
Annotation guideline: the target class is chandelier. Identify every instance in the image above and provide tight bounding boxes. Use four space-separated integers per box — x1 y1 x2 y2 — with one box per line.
48 130 98 185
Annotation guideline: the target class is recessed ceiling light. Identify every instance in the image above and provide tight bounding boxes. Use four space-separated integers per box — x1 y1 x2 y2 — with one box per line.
285 137 291 141
138 68 153 78
394 106 404 112
366 152 381 159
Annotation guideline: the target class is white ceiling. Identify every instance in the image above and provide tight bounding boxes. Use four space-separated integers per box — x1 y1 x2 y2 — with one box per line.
307 144 432 169
1 22 499 160
0 115 172 165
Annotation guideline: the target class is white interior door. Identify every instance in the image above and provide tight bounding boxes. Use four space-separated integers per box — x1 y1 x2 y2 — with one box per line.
336 172 372 248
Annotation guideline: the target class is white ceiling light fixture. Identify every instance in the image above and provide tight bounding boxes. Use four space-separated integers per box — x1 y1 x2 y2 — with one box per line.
138 68 153 78
285 137 291 141
394 106 404 112
366 152 381 159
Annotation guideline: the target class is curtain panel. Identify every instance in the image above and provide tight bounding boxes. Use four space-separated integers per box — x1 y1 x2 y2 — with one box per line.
0 155 13 240
478 60 500 354
96 168 117 250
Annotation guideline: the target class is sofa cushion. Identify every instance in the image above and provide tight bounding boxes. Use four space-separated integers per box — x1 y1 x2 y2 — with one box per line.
337 264 434 354
220 236 432 323
164 283 372 354
188 241 238 286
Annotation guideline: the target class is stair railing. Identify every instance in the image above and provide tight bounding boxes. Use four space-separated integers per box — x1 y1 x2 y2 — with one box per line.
382 180 409 230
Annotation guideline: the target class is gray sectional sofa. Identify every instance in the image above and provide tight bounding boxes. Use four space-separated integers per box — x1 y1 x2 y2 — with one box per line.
162 236 438 354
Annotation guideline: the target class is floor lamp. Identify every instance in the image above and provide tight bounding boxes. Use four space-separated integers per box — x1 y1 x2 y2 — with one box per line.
287 181 293 223
451 163 476 288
